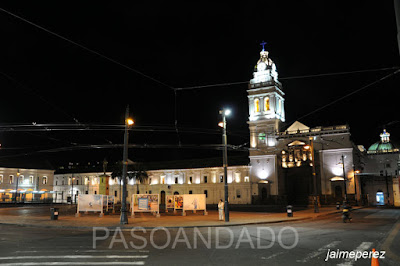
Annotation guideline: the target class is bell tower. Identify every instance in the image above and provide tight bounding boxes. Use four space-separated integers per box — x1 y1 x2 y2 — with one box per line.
247 43 285 153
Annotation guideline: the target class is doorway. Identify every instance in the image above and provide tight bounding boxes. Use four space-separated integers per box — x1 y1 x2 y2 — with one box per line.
160 191 166 205
376 191 385 205
334 185 343 202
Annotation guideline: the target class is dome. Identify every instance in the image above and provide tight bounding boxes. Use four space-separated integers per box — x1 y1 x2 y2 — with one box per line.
367 129 398 154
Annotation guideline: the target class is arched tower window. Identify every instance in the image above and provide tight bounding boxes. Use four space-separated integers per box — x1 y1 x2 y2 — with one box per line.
264 97 270 111
254 98 260 113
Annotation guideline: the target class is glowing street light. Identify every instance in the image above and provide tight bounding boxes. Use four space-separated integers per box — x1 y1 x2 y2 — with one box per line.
120 106 134 225
219 108 231 222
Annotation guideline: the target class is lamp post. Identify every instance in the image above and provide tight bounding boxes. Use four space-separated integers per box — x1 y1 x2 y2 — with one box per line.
120 106 134 225
341 155 348 203
309 137 319 213
15 170 20 204
353 165 359 206
71 175 74 204
219 109 231 222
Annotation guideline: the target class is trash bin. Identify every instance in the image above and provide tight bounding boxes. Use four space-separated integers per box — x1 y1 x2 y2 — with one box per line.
50 207 59 220
286 205 293 217
336 202 341 210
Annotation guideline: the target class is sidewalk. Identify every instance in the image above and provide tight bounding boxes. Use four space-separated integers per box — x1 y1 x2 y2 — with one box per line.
0 206 362 229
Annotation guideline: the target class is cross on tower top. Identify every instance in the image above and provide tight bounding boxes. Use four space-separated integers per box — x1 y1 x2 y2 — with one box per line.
260 41 267 51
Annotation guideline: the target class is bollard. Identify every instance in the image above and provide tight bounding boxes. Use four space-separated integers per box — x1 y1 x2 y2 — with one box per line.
286 205 293 217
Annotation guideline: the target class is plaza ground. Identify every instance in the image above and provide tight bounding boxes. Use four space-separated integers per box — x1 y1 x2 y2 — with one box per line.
0 205 358 229
0 206 399 265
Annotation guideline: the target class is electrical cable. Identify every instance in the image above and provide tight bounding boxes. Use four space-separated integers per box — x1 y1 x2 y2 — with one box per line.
0 7 174 90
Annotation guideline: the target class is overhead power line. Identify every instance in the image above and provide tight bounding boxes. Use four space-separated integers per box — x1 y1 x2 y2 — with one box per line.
0 7 174 90
295 68 400 122
174 67 399 91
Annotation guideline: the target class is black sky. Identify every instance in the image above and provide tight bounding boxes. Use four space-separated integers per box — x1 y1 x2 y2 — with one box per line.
0 1 399 165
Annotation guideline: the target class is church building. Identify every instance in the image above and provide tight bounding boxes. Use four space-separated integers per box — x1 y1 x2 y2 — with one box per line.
53 46 399 207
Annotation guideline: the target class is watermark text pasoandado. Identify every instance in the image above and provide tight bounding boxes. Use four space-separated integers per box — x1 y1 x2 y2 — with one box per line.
93 226 299 250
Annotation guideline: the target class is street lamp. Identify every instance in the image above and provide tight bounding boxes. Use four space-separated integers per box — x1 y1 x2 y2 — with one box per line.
219 108 231 222
341 155 348 203
120 106 134 225
15 170 20 204
353 168 360 206
309 137 319 213
71 175 76 204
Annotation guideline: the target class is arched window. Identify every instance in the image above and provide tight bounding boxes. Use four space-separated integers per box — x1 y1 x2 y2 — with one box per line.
264 97 270 111
254 98 260 113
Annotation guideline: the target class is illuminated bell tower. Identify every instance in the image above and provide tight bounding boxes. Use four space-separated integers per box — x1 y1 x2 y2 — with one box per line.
247 43 285 153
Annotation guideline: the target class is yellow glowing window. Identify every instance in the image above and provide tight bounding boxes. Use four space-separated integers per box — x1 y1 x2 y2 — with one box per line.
254 99 260 112
265 97 270 111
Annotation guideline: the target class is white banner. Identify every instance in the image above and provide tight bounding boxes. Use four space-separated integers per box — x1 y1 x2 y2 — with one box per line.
183 194 206 211
78 194 102 212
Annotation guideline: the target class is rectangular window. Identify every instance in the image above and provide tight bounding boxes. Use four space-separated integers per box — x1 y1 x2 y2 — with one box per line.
9 175 14 184
114 191 117 197
29 176 34 184
189 176 192 184
175 177 178 184
220 175 224 183
149 190 152 194
204 190 208 198
42 177 48 184
244 176 250 182
236 189 241 198
189 190 193 194
94 191 97 194
0 175 2 184
204 176 207 183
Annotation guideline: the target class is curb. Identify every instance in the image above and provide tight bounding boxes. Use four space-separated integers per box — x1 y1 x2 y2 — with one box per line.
0 207 366 230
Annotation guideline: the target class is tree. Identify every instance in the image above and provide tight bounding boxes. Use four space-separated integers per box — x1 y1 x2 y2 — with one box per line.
111 161 148 195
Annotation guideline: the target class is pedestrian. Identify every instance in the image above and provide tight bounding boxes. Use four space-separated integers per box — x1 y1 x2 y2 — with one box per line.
218 199 224 221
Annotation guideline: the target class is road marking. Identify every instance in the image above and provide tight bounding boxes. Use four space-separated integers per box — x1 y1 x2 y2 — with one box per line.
336 241 373 266
0 263 145 266
82 249 149 253
261 251 285 260
297 240 341 263
0 255 148 260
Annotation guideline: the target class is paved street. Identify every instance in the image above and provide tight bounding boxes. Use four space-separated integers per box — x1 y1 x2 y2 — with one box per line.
0 208 399 265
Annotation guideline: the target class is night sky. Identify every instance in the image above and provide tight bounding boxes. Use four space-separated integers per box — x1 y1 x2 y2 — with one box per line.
0 2 399 166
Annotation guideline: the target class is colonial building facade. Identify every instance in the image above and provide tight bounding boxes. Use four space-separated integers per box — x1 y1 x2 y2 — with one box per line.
0 167 54 202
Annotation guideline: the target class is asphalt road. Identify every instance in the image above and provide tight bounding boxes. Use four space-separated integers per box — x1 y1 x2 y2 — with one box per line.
0 208 399 266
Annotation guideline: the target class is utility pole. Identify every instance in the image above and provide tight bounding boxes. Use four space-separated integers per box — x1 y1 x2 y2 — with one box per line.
310 137 319 213
14 170 20 204
220 109 231 222
342 155 348 203
120 106 134 225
